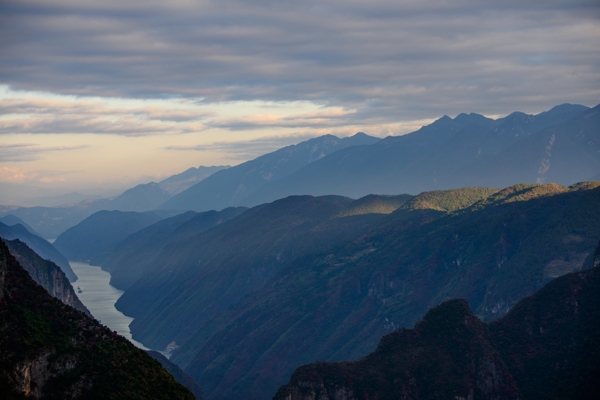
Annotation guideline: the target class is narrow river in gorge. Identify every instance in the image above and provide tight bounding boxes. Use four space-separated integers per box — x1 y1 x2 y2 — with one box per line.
70 261 149 350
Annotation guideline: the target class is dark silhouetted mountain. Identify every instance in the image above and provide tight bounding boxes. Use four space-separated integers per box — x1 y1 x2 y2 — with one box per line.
108 182 172 212
160 133 380 211
0 239 195 400
103 207 248 289
239 103 597 206
159 166 230 195
53 210 169 266
0 214 39 235
275 299 519 400
275 258 600 400
5 239 90 316
147 351 205 400
116 194 395 349
0 221 76 282
167 183 600 400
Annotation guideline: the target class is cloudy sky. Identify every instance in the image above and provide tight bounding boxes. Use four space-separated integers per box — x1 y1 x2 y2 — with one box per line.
0 0 598 196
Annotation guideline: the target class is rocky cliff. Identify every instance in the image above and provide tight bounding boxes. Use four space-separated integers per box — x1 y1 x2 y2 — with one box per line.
5 239 90 316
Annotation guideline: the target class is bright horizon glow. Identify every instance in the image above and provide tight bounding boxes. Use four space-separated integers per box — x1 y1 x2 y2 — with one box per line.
0 85 439 194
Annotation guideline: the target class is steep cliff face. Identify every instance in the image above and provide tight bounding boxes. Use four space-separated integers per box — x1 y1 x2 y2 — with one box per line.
5 239 90 315
275 253 600 400
0 239 195 400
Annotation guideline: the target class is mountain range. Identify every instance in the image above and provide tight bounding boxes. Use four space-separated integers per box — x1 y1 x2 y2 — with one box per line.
166 183 599 399
161 133 380 211
2 103 597 240
161 103 599 211
1 102 598 399
60 180 597 399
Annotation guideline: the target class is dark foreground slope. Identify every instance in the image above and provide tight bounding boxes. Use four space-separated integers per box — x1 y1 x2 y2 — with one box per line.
172 183 600 400
0 221 76 282
275 249 600 400
0 239 195 400
147 351 205 400
5 239 89 315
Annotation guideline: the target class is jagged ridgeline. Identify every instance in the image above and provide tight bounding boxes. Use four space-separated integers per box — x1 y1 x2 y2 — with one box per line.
275 244 600 400
0 239 195 400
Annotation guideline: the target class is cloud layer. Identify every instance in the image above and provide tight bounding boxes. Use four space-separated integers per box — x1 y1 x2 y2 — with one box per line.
1 0 598 121
0 142 88 162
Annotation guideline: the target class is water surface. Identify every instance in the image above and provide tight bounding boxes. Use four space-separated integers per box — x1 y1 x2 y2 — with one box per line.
70 261 149 350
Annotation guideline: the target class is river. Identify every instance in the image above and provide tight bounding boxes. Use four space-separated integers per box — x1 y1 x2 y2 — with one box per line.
70 261 149 350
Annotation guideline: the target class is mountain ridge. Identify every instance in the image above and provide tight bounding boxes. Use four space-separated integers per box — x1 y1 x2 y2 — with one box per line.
237 103 597 206
160 132 381 211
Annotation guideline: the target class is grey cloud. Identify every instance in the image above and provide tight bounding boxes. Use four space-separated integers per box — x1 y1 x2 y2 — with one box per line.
0 143 89 162
0 0 598 122
0 99 210 135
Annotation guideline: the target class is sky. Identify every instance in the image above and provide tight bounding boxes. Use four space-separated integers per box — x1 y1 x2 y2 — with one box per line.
0 0 599 198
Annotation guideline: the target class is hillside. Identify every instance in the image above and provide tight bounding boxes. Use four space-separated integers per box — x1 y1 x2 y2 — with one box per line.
160 132 380 211
275 256 600 399
0 221 77 282
116 195 390 348
0 215 38 235
53 210 169 266
167 183 600 400
4 239 90 315
334 194 412 217
0 239 195 400
103 207 248 289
